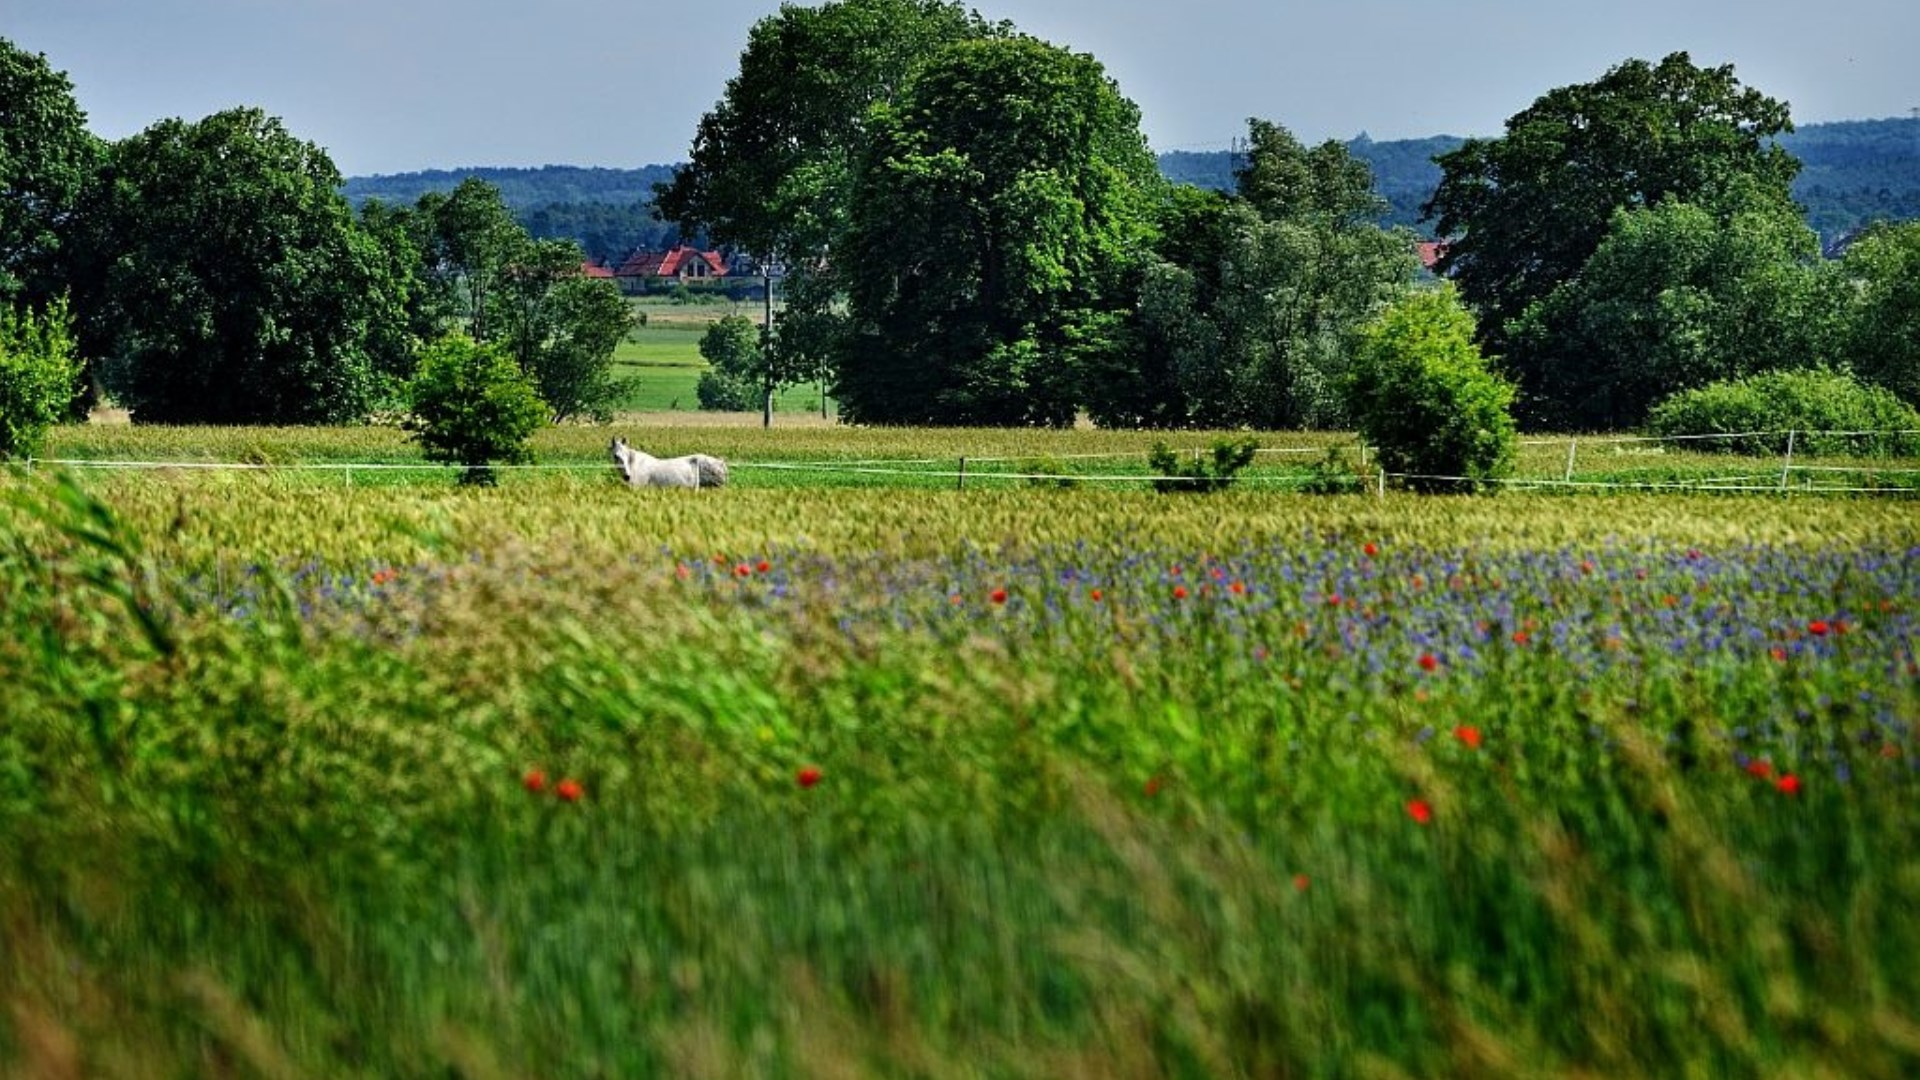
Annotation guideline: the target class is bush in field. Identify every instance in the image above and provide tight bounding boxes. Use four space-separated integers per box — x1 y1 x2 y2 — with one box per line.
405 334 547 485
1345 287 1516 493
695 315 760 412
0 299 80 460
1645 368 1920 457
1148 437 1259 493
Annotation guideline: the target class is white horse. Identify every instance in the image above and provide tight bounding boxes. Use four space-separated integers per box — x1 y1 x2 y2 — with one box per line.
610 438 729 489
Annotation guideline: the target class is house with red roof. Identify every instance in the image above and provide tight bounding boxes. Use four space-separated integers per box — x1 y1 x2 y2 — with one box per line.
613 246 729 292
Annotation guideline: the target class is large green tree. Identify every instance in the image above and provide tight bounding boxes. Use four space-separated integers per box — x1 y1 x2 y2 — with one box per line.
364 181 633 421
70 108 399 424
836 36 1160 425
0 39 101 309
655 0 1002 405
1838 221 1920 408
1504 196 1835 429
1117 120 1416 429
1424 53 1799 371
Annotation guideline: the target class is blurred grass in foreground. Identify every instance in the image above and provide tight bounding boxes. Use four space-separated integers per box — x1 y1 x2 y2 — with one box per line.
1 436 1917 1077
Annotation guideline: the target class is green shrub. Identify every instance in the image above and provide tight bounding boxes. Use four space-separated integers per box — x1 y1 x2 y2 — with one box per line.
1148 437 1259 494
404 335 548 485
1299 446 1372 495
1645 368 1920 457
1019 457 1080 490
1345 287 1516 494
0 299 81 461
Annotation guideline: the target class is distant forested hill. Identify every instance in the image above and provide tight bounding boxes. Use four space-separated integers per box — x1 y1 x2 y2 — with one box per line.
1156 117 1920 244
342 164 680 208
342 165 687 263
341 118 1920 259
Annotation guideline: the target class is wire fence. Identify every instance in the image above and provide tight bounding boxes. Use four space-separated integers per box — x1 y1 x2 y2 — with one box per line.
23 427 1920 496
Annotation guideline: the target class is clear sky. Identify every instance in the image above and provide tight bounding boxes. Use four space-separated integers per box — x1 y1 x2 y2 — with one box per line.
6 0 1916 176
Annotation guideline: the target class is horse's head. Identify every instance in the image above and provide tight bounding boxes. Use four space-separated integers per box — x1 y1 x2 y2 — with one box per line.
609 438 634 483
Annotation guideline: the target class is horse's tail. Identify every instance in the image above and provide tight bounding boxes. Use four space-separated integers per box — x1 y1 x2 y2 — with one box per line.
695 455 729 488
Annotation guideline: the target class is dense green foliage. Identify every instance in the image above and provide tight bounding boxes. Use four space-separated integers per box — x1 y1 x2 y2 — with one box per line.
1838 221 1920 406
1118 121 1417 429
0 298 79 458
1146 436 1259 493
654 0 993 263
838 37 1159 425
1426 53 1800 368
68 108 398 424
1646 368 1920 457
694 313 764 412
0 39 100 309
1 442 1917 1075
1507 197 1837 428
1346 288 1517 493
495 239 636 422
404 334 548 484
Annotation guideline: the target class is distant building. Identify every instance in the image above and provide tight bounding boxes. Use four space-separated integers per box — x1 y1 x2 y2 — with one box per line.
580 261 616 280
613 246 729 291
1416 240 1448 273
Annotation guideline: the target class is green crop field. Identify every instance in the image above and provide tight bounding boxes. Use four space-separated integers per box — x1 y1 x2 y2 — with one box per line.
612 300 834 415
4 422 1919 1077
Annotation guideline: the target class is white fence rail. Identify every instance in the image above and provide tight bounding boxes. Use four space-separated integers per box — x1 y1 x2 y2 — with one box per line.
22 427 1920 495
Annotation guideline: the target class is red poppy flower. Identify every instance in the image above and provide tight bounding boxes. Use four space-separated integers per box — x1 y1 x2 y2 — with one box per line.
1454 725 1482 749
1229 581 1245 595
554 778 583 802
990 587 1008 605
1511 630 1529 645
1292 874 1310 892
1144 776 1163 797
1172 585 1188 600
1770 647 1788 662
1776 774 1801 796
713 553 728 565
734 563 751 578
1326 593 1342 607
756 560 771 573
1807 620 1830 637
1406 798 1433 825
1746 760 1773 779
796 766 823 788
522 768 547 794
1089 588 1103 602
1418 653 1439 672
1363 542 1378 557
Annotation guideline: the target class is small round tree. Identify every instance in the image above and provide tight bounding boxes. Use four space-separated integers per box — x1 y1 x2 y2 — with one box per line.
1345 287 1517 493
405 334 547 486
0 299 81 461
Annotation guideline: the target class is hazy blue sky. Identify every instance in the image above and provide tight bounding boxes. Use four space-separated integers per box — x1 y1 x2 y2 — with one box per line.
6 0 1916 176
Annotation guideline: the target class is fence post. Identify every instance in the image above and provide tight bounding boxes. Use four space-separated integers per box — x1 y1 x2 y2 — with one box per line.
1564 438 1578 484
1376 467 1386 499
1359 444 1369 468
1779 429 1796 492
957 456 966 491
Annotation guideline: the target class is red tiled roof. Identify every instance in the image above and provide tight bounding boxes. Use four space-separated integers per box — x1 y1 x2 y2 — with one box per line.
581 261 615 279
614 246 728 278
1416 241 1447 271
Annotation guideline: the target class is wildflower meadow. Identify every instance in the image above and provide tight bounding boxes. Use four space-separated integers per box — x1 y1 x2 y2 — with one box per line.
2 425 1917 1077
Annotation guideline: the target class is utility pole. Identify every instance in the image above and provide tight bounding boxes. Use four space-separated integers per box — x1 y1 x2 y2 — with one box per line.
761 252 774 429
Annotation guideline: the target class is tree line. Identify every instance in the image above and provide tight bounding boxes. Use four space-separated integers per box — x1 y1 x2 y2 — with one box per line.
6 8 1919 450
1 37 634 441
657 1 1919 433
